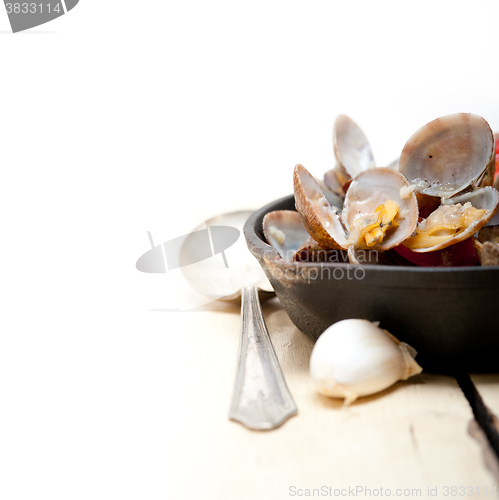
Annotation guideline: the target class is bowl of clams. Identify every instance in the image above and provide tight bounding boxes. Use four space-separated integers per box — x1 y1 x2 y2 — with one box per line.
244 113 499 370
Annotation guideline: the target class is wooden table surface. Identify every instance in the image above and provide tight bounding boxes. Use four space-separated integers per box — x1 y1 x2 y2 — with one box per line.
164 293 499 500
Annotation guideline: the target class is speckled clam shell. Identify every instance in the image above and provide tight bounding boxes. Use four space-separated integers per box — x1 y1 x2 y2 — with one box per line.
399 113 495 198
262 210 310 261
342 168 419 251
293 164 348 249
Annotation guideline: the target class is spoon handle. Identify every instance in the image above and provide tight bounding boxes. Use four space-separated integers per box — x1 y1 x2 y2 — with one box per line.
229 286 297 430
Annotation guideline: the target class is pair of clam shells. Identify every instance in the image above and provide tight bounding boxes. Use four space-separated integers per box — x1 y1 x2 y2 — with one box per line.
264 113 499 264
293 165 419 263
327 113 496 199
398 113 498 253
264 165 419 264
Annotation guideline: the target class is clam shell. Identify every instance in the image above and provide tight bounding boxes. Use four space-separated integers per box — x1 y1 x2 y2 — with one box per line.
478 225 499 245
486 204 499 226
399 113 495 198
262 210 310 261
473 235 499 266
415 192 441 219
387 158 399 170
323 168 348 197
474 224 499 265
477 241 499 266
443 186 499 213
333 114 376 180
315 177 344 210
409 187 499 253
342 167 419 251
293 164 348 249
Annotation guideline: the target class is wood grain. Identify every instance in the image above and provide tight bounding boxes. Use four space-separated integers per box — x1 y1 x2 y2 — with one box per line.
470 374 499 484
165 297 496 499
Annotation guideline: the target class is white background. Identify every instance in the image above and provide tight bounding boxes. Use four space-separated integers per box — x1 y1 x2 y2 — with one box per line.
1 1 499 499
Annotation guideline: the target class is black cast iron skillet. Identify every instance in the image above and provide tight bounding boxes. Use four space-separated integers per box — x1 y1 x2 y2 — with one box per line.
244 195 499 371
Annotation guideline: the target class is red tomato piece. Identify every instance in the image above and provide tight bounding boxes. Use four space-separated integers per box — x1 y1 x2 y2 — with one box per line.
495 137 499 181
393 238 479 267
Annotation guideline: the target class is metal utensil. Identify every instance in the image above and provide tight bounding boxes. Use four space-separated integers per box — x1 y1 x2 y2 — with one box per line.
181 210 297 430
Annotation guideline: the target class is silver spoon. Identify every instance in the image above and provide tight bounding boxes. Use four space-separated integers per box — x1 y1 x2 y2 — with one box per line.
180 210 297 430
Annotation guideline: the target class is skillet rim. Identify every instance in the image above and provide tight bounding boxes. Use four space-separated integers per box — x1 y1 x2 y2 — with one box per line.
244 194 499 274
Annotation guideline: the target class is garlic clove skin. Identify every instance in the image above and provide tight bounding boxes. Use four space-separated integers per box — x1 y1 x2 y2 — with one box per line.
310 319 422 406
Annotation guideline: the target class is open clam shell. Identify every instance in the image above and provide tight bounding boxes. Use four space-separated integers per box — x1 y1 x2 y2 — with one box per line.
293 164 348 249
342 168 419 251
404 187 499 253
333 114 375 179
262 210 311 261
399 113 495 199
295 165 419 254
323 168 348 198
315 177 344 210
325 115 375 197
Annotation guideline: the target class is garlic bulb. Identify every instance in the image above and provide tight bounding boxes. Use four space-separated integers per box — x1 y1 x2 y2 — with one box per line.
310 319 422 406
